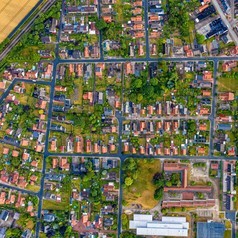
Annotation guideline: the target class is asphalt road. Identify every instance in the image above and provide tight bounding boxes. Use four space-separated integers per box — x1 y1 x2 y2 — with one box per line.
97 0 104 60
144 0 150 59
56 55 238 64
209 60 218 156
0 181 38 196
35 61 58 236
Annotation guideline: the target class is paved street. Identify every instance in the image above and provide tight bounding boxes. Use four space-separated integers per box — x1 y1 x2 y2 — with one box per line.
125 115 210 120
56 55 238 63
144 0 150 59
0 181 38 196
209 60 218 156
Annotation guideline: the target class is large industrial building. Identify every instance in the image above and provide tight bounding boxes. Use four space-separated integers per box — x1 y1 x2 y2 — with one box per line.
129 214 189 237
197 221 225 238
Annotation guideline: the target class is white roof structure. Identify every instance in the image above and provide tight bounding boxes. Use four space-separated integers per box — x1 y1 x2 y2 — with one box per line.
129 220 148 229
137 227 188 236
162 216 186 223
133 214 152 221
129 214 189 237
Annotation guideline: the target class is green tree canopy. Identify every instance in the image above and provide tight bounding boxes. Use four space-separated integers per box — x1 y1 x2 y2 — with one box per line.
154 187 164 200
125 177 133 186
196 33 205 44
95 19 108 30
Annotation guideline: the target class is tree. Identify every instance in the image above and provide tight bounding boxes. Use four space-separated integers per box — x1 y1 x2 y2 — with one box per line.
6 228 21 238
197 192 204 199
137 93 143 102
125 177 133 186
154 179 165 188
196 33 205 44
96 19 108 30
152 172 165 187
165 181 172 187
11 157 21 168
64 226 73 238
170 173 181 186
123 159 137 172
120 231 138 238
188 120 196 132
154 188 163 200
132 78 143 89
132 171 138 180
122 214 129 229
150 77 158 86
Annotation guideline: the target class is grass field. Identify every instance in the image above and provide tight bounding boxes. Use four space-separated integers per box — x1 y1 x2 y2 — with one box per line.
218 76 238 92
123 159 161 209
0 0 39 43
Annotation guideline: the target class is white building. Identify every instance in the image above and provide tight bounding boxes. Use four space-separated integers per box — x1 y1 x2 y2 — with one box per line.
129 214 189 237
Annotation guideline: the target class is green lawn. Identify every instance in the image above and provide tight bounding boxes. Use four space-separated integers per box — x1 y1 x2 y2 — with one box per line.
114 0 124 22
43 188 71 210
43 195 69 211
218 76 238 92
72 177 81 190
27 184 40 193
71 78 83 105
123 159 161 209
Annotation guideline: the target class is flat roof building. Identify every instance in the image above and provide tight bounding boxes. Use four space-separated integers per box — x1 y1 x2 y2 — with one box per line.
130 214 189 237
197 221 225 238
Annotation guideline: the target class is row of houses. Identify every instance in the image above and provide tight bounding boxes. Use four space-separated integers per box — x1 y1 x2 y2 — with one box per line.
50 136 117 154
124 120 179 135
59 44 100 59
0 170 38 189
124 101 189 116
2 63 53 82
148 0 165 41
0 191 36 216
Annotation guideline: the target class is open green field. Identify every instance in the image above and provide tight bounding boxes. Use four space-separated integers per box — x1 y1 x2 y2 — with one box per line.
218 76 238 92
43 189 70 210
43 197 69 211
27 184 40 193
123 159 161 209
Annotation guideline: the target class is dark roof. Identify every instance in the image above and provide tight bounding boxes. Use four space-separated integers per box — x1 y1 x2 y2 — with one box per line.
197 5 216 21
0 210 9 221
206 18 228 39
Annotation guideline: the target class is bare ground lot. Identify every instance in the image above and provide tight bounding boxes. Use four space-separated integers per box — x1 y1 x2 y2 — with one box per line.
0 0 38 42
